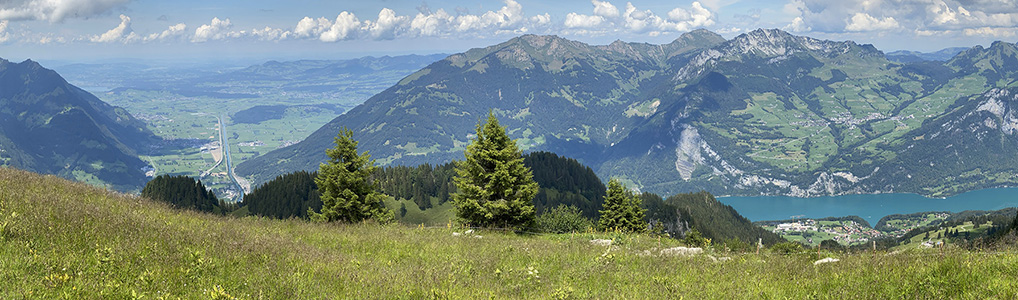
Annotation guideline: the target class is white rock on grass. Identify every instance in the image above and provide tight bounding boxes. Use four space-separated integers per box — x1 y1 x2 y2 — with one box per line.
707 255 732 262
590 239 613 247
452 232 462 236
660 247 703 257
465 229 474 234
813 257 840 265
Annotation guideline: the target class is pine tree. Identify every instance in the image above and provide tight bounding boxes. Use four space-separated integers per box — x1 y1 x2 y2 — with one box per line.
598 179 646 232
452 112 538 229
624 188 648 232
309 128 393 223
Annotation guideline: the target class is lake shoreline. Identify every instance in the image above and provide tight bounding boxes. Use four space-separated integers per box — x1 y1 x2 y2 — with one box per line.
717 187 1018 225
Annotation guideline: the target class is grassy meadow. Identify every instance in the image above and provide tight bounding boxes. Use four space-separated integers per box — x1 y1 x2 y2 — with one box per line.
2 167 1018 299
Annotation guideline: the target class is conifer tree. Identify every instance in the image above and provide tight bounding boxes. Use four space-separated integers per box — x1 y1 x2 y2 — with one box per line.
597 179 647 232
309 128 393 223
452 112 538 228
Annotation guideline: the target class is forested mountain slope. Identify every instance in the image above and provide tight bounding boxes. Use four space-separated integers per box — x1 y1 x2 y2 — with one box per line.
239 29 1018 197
0 58 159 190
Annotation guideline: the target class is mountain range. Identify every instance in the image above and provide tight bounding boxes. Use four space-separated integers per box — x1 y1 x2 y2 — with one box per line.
885 47 970 63
237 28 1018 198
0 58 159 190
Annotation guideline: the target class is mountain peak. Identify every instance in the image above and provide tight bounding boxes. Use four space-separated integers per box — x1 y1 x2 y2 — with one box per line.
676 28 882 81
504 34 572 48
668 29 726 50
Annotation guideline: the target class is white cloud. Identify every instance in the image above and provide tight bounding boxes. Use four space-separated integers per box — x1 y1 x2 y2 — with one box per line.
319 11 360 42
0 0 131 22
410 9 454 36
90 14 138 43
192 17 233 42
294 17 332 38
364 8 407 40
783 16 810 32
591 0 619 18
845 12 899 32
563 1 714 35
480 0 524 28
564 13 605 28
624 3 659 32
0 20 9 43
454 14 482 32
963 27 1017 37
530 13 551 27
284 0 533 41
788 0 1018 35
666 2 714 31
252 26 289 41
409 0 526 36
36 35 65 44
145 23 186 41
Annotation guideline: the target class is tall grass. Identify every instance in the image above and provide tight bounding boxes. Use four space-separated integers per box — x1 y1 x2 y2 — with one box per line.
1 167 1017 298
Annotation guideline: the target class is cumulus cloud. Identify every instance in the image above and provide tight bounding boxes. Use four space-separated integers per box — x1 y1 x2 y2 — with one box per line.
530 13 551 26
564 13 605 28
409 9 454 36
90 14 138 43
480 0 525 29
289 0 533 41
964 27 1017 37
662 2 714 31
364 8 407 40
0 0 131 22
845 13 899 31
192 17 235 42
564 1 714 35
252 26 289 41
592 0 620 18
786 0 1018 35
294 16 332 38
783 16 810 32
145 23 186 41
319 11 360 42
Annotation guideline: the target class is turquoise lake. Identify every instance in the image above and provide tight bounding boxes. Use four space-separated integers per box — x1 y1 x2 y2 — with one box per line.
718 188 1018 225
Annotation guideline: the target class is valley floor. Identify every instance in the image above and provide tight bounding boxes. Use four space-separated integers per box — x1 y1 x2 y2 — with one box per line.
1 168 1017 298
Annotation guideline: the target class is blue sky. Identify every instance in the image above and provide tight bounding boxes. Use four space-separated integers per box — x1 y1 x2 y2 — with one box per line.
1 0 1016 63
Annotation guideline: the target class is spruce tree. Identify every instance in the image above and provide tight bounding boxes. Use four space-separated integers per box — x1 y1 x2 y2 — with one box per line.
452 112 538 229
624 188 648 232
597 179 646 232
309 128 393 223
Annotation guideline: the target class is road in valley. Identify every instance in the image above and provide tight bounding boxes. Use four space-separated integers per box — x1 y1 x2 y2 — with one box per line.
217 114 244 202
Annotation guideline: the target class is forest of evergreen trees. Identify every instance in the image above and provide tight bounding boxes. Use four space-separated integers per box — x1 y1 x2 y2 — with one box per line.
524 152 606 218
141 175 223 214
232 150 783 245
372 162 456 210
243 171 322 219
657 191 785 245
241 151 608 220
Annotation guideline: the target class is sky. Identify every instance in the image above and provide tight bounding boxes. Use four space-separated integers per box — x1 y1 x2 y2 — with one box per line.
1 0 1017 63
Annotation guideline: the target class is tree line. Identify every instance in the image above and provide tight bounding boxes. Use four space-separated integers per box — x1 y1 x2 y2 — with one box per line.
141 175 233 215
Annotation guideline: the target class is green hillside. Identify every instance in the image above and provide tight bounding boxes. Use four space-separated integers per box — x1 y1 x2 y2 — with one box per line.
238 29 1018 198
237 29 728 185
0 58 159 191
5 167 1018 298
